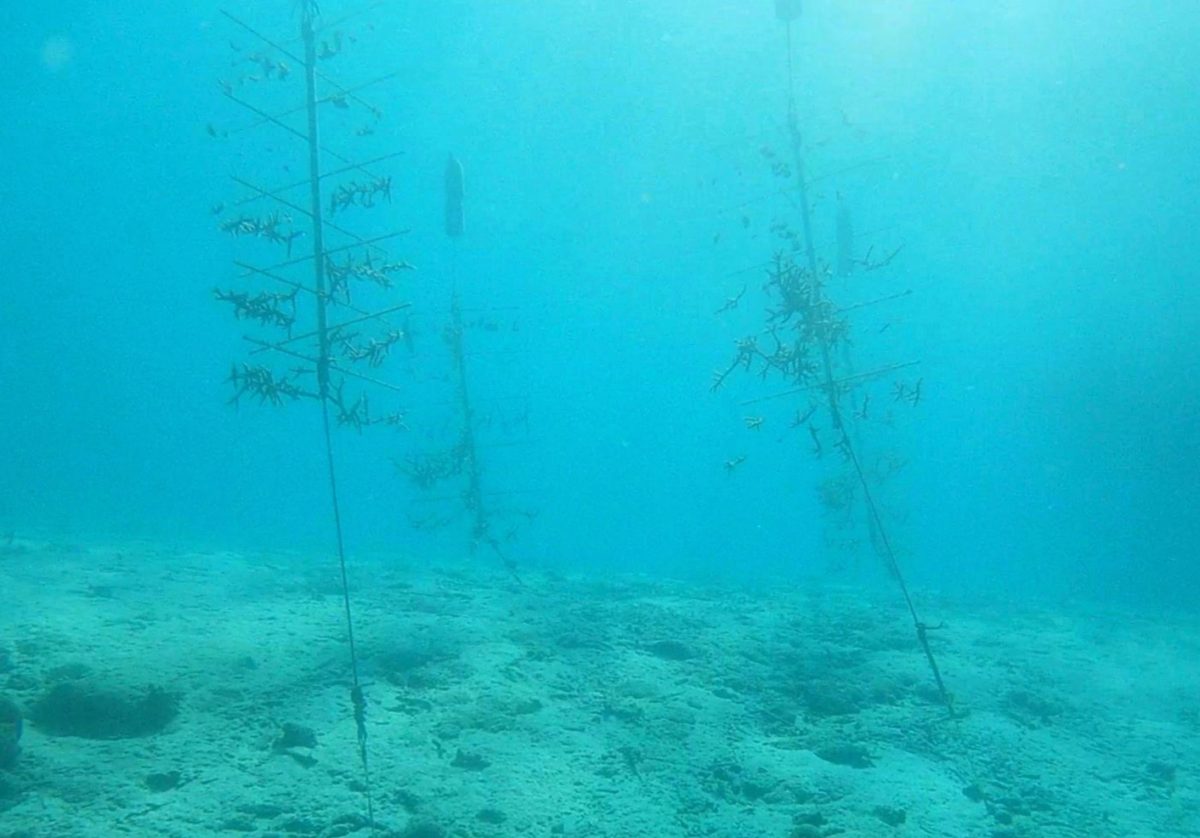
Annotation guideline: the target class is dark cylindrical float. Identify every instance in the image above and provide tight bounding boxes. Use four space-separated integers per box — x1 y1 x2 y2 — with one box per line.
444 154 465 238
775 0 802 22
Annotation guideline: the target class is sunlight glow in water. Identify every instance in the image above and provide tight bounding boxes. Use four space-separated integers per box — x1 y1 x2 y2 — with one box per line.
41 35 74 73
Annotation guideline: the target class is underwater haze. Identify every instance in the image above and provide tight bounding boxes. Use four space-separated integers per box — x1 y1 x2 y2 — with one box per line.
2 2 1200 836
3 0 1197 604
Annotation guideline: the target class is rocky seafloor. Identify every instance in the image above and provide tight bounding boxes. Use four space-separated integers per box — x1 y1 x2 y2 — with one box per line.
0 538 1196 837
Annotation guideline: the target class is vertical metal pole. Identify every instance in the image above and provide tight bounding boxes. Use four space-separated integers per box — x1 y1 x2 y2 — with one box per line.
781 16 953 715
448 286 486 547
444 156 486 551
783 21 841 429
301 5 331 398
299 1 379 817
788 121 842 428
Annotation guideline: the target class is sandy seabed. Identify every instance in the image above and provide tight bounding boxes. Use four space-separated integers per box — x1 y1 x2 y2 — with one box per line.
0 538 1197 838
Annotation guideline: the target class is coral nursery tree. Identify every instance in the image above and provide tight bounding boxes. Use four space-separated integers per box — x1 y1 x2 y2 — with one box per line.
712 0 953 716
209 0 414 825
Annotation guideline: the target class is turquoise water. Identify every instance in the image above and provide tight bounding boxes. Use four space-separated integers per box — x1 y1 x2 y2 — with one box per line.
2 4 1200 836
2 1 1197 604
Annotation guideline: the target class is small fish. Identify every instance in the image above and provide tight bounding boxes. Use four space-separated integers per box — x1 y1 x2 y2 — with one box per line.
855 394 870 421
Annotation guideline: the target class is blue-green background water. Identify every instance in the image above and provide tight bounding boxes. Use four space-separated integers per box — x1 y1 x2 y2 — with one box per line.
1 1 1197 605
